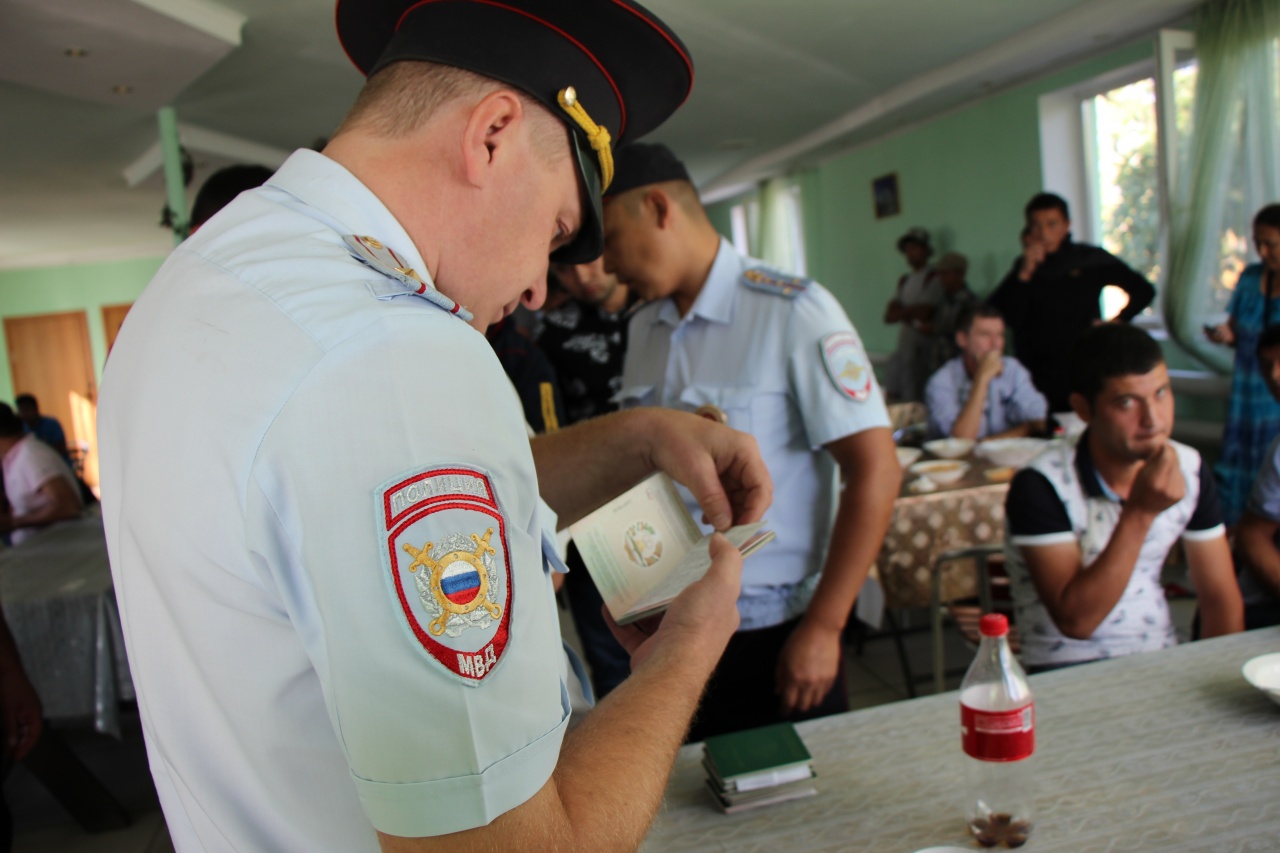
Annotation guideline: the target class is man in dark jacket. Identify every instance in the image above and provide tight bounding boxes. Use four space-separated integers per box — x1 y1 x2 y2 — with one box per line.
988 193 1155 412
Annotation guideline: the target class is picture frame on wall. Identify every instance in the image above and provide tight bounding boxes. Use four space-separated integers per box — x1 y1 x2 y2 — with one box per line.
872 173 900 219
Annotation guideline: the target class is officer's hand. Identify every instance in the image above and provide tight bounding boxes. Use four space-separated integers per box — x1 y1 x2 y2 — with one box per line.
646 410 772 531
1128 443 1185 517
775 620 842 716
605 534 741 674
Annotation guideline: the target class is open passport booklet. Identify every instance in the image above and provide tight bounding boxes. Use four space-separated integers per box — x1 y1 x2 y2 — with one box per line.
568 473 775 625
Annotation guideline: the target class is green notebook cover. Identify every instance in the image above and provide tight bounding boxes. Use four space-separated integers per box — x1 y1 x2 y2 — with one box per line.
702 722 812 785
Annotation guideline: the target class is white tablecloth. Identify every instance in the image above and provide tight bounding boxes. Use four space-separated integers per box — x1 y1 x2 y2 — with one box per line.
644 627 1280 852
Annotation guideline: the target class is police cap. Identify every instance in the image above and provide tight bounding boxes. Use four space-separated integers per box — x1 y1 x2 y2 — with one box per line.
605 142 691 198
336 0 694 264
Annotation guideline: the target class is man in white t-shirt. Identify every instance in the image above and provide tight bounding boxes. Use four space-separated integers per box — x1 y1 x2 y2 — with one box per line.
0 404 82 545
1003 325 1243 670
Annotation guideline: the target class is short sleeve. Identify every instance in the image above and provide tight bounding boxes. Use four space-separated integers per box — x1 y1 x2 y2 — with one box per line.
924 364 960 439
787 285 891 449
1246 435 1280 523
21 441 72 491
1183 457 1226 540
1006 469 1075 546
247 317 568 838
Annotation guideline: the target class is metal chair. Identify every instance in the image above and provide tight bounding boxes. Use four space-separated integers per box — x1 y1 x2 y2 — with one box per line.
929 544 1019 693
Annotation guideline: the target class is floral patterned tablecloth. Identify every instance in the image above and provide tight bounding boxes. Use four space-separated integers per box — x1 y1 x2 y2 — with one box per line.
856 461 1009 628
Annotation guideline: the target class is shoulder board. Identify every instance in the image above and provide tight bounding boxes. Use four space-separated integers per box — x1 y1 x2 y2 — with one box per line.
740 267 809 299
342 234 473 322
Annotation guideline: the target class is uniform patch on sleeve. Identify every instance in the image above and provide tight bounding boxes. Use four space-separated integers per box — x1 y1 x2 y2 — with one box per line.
820 331 873 402
376 465 513 686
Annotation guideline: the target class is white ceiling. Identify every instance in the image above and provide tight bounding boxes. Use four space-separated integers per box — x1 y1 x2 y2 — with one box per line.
0 0 1202 270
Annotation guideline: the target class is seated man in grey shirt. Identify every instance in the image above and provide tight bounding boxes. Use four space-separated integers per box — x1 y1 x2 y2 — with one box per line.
924 304 1047 440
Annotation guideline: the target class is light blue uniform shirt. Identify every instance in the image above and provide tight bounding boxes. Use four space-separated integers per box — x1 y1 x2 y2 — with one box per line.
98 150 571 850
619 239 890 630
924 355 1048 439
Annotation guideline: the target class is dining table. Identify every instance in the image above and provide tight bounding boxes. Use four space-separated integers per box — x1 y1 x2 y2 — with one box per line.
0 507 134 737
858 454 1009 629
642 626 1280 852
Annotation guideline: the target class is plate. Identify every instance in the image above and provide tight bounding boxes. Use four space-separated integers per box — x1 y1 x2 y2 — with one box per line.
1242 652 1280 707
976 437 1050 468
896 447 924 468
923 438 974 459
908 460 970 484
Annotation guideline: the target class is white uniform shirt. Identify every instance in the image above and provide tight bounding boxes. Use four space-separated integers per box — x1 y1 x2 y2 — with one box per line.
1004 436 1225 666
619 239 890 630
2 434 83 545
98 150 571 851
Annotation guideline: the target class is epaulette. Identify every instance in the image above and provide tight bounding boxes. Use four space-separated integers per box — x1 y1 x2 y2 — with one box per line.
343 234 473 322
741 266 809 299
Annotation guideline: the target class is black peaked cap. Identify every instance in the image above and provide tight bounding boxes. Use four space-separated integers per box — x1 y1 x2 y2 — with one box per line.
607 142 691 198
336 1 694 264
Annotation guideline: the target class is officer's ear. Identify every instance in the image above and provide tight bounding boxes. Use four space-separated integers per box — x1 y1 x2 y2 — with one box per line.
459 89 525 188
646 187 672 229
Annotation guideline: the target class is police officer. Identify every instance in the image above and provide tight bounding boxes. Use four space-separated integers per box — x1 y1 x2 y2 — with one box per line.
96 3 771 850
606 144 901 741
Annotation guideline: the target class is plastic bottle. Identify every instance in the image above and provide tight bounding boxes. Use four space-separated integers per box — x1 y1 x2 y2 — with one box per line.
958 613 1034 848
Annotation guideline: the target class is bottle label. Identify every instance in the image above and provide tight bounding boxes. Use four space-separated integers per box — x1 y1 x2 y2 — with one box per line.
960 702 1034 762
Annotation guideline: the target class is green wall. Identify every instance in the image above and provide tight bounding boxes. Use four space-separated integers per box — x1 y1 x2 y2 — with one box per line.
708 40 1156 355
0 255 164 402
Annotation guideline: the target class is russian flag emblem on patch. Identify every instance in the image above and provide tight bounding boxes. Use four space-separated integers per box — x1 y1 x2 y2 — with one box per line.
377 465 513 686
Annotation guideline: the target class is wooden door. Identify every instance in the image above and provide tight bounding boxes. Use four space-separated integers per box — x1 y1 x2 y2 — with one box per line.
101 303 133 354
4 311 99 487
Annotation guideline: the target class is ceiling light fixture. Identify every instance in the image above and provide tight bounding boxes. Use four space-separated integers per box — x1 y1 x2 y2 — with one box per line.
112 85 134 95
64 48 89 58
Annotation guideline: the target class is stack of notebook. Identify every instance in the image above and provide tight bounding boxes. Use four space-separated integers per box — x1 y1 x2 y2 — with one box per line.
702 722 818 814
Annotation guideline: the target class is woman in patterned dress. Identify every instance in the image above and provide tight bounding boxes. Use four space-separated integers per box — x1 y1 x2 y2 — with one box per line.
1207 204 1280 523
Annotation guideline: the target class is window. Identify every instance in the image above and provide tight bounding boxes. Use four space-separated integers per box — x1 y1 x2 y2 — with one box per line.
1041 29 1280 326
1084 76 1161 318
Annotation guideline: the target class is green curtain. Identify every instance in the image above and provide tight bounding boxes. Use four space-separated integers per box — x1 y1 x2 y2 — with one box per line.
1165 0 1280 372
757 177 803 273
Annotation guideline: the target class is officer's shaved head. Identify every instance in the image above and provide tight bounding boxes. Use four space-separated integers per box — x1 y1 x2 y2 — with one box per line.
336 60 566 163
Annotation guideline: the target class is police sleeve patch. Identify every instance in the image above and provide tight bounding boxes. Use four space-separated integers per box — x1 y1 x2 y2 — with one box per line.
376 465 513 686
820 331 873 402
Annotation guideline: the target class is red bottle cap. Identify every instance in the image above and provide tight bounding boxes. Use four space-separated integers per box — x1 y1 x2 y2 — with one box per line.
979 613 1009 637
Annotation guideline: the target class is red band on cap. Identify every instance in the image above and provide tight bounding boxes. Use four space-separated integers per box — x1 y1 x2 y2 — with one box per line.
606 0 693 106
395 0 627 136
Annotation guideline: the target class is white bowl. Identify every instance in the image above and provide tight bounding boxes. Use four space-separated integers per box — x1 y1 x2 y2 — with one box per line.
909 460 970 484
1243 652 1280 708
923 438 974 459
896 447 924 468
976 437 1050 468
